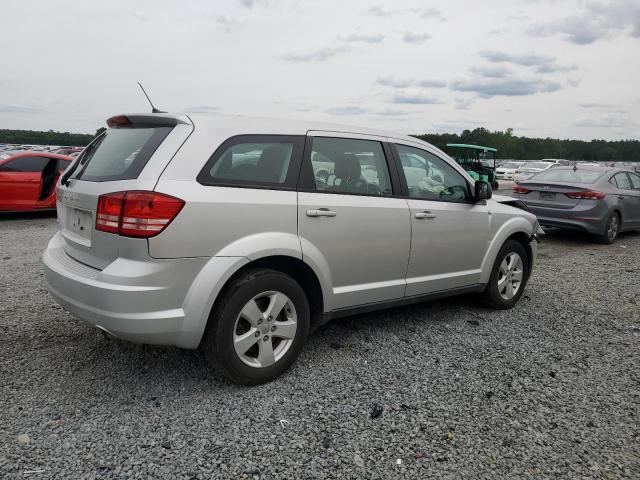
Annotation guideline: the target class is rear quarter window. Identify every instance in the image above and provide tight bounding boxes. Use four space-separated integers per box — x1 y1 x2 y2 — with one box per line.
197 135 305 189
74 126 172 182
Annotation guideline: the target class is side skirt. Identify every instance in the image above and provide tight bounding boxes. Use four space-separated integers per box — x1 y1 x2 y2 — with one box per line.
318 284 485 326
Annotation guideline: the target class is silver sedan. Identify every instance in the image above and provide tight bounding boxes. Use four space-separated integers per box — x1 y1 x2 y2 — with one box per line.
512 166 640 243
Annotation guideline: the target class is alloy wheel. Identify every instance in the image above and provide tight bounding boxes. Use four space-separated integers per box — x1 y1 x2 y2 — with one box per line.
233 291 297 368
607 215 619 242
497 252 524 300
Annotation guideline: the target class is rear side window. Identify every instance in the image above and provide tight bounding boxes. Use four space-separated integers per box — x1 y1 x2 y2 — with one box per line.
0 156 49 172
611 173 632 189
305 137 392 196
74 126 172 182
197 135 304 188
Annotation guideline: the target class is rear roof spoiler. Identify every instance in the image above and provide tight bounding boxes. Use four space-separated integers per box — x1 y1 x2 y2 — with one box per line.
106 113 192 128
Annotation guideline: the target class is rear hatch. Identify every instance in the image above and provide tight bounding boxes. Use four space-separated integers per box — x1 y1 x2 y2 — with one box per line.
56 114 193 269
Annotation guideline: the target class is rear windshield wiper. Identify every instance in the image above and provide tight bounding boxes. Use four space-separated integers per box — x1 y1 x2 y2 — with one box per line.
61 133 105 186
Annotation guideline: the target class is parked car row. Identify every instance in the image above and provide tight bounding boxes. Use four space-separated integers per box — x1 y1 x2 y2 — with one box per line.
496 158 640 182
0 143 83 156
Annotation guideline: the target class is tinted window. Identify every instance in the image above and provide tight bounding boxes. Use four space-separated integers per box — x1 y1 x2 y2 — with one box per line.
628 172 640 189
532 169 603 184
57 159 72 172
0 156 49 172
396 145 468 202
74 126 172 182
198 135 304 188
612 173 631 189
309 137 391 196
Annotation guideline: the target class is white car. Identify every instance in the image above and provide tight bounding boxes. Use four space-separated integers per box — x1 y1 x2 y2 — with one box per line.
43 112 540 384
514 161 558 182
496 161 526 180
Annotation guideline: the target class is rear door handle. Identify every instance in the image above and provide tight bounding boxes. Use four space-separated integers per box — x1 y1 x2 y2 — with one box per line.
306 208 337 217
415 211 437 219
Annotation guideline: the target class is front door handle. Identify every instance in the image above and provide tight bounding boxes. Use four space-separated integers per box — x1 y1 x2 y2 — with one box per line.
415 211 437 219
306 208 337 217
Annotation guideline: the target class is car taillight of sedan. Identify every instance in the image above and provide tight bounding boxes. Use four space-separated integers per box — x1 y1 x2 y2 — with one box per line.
564 190 606 200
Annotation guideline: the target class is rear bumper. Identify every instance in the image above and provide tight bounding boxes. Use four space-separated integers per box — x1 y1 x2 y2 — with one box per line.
42 232 209 347
524 204 609 235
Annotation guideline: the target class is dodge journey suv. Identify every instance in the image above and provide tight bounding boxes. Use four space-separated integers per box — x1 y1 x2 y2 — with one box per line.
43 113 540 384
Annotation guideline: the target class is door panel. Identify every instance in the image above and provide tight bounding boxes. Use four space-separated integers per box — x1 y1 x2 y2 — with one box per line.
391 142 491 296
0 172 41 210
298 192 410 309
297 134 411 310
405 200 490 295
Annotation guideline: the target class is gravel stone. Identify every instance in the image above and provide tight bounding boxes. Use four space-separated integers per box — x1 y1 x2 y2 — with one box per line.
1 213 639 479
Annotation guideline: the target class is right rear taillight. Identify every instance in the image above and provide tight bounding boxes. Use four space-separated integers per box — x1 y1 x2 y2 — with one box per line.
95 191 184 238
513 185 531 194
565 190 606 200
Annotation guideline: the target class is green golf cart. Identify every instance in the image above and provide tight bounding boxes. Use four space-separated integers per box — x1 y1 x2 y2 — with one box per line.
446 143 499 190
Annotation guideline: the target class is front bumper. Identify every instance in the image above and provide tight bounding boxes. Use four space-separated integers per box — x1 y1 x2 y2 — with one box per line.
42 232 208 346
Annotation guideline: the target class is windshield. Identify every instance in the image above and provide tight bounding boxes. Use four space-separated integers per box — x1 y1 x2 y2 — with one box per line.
531 169 604 183
523 162 552 170
74 126 172 182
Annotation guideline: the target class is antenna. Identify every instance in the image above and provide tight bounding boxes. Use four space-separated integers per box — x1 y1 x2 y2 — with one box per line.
137 82 165 113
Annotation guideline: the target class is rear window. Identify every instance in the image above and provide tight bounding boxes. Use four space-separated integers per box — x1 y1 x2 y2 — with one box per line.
532 169 604 184
73 126 172 182
501 162 521 169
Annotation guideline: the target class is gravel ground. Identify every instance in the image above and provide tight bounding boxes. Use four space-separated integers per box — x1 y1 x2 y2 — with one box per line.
1 213 639 479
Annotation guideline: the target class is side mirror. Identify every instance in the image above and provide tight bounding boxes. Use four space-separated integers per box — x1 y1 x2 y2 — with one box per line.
475 180 492 201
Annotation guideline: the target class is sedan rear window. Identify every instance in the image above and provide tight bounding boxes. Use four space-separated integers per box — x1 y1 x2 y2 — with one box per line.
73 126 172 182
532 169 604 183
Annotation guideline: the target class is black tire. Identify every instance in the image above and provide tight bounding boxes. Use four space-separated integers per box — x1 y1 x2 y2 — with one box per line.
595 212 620 244
491 180 499 190
204 269 310 385
481 239 529 309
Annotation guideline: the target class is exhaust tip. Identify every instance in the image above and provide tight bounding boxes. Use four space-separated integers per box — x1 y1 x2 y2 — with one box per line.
95 325 119 340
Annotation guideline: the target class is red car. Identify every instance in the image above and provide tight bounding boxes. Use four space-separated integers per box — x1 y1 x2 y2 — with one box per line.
0 152 74 212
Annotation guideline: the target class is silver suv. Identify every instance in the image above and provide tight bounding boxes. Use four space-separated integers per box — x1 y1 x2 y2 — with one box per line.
43 113 540 384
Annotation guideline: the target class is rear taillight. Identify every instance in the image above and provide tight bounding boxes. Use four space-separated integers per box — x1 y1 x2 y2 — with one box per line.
96 192 125 234
513 185 531 194
95 191 184 238
564 190 606 200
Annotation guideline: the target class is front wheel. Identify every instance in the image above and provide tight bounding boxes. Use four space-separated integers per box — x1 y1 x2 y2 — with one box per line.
204 269 310 385
481 239 529 309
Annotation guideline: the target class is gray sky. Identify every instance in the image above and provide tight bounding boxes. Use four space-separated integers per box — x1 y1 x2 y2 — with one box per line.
1 0 638 140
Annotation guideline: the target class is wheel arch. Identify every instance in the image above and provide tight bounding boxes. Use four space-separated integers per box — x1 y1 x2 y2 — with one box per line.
479 218 534 284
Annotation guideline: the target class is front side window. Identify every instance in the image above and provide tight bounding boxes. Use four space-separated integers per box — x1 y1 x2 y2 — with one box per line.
198 135 303 188
0 156 49 172
308 137 392 196
396 144 469 202
628 172 640 190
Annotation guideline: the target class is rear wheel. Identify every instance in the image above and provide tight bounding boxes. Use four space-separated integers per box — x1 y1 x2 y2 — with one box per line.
481 239 529 309
596 212 619 244
204 269 310 385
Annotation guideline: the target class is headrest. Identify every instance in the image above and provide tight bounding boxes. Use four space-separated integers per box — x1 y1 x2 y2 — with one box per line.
334 153 361 180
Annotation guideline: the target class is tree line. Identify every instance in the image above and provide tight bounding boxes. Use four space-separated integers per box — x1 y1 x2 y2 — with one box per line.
0 129 102 147
1 126 639 161
415 128 640 161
